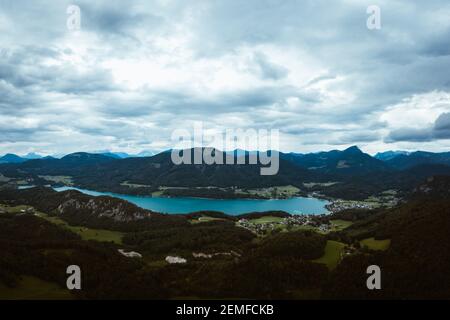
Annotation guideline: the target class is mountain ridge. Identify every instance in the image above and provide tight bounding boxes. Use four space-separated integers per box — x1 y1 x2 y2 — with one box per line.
1 147 450 200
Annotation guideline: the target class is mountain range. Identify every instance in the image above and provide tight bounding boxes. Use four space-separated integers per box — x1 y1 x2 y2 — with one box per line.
0 150 157 163
2 147 449 165
1 146 450 200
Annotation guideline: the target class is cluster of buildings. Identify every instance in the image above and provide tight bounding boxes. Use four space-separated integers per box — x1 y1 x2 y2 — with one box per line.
236 219 280 235
326 200 374 213
284 215 332 232
326 193 400 213
236 214 332 235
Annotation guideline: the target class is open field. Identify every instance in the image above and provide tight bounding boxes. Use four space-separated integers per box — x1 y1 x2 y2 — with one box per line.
360 237 391 251
292 225 317 232
249 216 285 224
0 276 73 300
0 204 31 213
190 215 227 224
38 175 73 186
329 219 353 231
121 181 153 188
235 185 301 198
36 213 124 244
312 240 346 270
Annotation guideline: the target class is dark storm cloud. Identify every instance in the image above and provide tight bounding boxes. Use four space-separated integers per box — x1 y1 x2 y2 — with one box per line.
78 1 165 42
386 112 450 142
419 27 450 58
0 47 60 88
386 128 433 143
328 131 382 145
433 113 450 139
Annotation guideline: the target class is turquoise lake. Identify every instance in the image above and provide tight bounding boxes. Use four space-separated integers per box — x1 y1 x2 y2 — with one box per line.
52 186 329 215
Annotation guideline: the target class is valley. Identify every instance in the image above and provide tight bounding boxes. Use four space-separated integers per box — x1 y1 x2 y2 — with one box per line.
1 148 450 300
0 175 449 299
2 146 450 203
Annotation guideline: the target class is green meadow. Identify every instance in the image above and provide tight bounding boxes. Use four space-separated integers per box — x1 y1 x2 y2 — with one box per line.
36 213 124 244
249 216 285 224
190 215 227 224
312 240 346 270
360 237 391 251
329 219 353 231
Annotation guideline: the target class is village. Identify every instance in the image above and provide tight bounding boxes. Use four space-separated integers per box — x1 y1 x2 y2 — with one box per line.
325 200 375 213
325 191 400 213
233 190 401 236
236 214 334 236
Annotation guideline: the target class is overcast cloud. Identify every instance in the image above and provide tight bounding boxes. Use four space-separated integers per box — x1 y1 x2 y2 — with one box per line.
1 0 450 155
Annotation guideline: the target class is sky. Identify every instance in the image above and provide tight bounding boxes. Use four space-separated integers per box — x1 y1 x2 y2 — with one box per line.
0 0 450 156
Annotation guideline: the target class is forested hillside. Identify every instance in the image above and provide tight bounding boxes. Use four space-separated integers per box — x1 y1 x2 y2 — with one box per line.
1 177 450 299
1 147 450 200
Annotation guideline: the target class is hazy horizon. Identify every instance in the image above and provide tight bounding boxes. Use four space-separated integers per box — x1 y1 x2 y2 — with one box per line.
1 145 446 159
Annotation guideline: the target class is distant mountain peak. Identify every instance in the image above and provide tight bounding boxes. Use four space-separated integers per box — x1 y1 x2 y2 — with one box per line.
99 152 123 159
136 150 156 157
343 146 363 154
63 152 90 158
0 153 26 164
23 152 43 159
62 152 112 160
3 153 20 157
375 150 410 161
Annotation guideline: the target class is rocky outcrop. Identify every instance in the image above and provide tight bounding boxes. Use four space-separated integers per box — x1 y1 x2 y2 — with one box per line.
56 195 151 222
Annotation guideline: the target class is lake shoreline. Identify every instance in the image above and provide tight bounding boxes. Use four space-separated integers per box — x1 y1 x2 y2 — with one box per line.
18 182 334 201
47 186 330 216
